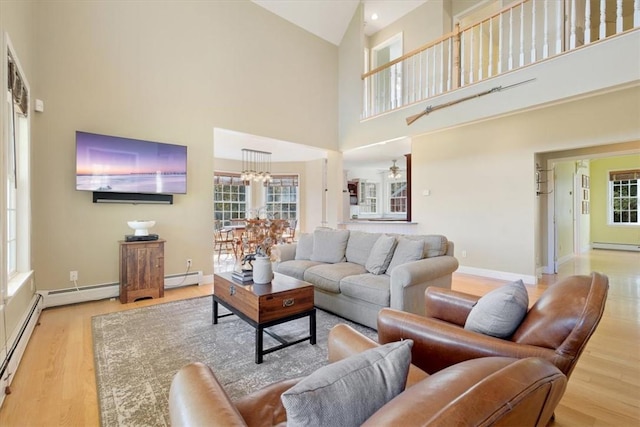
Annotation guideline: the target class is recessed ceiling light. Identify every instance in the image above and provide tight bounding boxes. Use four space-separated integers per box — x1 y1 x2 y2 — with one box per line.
371 13 379 21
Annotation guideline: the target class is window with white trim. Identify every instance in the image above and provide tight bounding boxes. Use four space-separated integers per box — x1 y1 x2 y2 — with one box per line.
358 181 378 214
214 173 249 225
610 170 639 225
389 181 407 213
5 46 32 298
264 175 298 220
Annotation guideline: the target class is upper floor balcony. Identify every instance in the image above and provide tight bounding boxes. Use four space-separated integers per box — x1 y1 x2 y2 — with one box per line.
361 0 640 122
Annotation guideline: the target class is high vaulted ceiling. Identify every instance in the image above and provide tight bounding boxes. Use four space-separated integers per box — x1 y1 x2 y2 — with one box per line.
252 0 427 45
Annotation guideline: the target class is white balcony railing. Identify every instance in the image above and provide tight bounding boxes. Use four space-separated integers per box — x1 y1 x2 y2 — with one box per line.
362 0 640 119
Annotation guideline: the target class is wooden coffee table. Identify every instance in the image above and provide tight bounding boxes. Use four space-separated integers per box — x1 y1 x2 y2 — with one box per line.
212 272 316 364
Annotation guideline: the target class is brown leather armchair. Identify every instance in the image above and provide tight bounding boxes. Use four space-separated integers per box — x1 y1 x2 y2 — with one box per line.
377 272 609 380
169 324 567 427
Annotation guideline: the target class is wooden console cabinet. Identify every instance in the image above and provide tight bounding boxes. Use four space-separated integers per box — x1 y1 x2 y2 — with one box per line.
119 240 165 303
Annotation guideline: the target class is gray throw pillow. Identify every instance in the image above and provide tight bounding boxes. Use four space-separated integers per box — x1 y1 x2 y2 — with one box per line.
386 237 425 274
281 340 413 427
294 233 314 260
464 279 529 338
310 229 350 263
365 234 397 275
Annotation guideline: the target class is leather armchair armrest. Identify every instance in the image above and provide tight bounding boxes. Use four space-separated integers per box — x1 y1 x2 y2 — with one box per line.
377 308 557 374
169 362 247 427
424 287 479 326
328 324 429 387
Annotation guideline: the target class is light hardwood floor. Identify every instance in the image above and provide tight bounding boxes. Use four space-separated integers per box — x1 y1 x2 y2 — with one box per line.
0 249 638 426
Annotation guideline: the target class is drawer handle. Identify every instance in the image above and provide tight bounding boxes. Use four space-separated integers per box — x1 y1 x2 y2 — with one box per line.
230 285 236 296
283 298 294 307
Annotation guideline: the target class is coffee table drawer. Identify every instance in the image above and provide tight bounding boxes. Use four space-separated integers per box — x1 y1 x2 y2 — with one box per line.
258 287 314 323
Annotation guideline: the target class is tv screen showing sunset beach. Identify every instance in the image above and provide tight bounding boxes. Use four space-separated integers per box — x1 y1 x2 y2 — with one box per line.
76 131 187 194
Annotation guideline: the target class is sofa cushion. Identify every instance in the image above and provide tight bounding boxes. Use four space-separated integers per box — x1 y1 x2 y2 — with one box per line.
294 233 314 260
365 234 397 275
464 279 529 339
340 273 391 306
281 340 413 427
310 229 350 263
304 263 366 293
399 234 448 258
276 260 323 281
345 231 381 266
386 237 425 274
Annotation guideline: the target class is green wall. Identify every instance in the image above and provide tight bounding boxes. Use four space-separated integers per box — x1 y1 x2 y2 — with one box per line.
590 154 640 245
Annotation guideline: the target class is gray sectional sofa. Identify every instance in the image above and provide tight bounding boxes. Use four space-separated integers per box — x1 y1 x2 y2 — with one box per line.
274 229 459 329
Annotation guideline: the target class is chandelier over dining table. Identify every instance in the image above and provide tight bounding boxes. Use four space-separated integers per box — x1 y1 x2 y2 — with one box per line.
241 148 272 182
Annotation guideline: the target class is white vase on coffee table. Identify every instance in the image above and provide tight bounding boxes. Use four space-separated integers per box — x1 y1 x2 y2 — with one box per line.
252 255 273 284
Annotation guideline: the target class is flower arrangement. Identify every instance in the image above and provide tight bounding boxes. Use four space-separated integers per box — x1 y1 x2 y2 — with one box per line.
242 218 286 262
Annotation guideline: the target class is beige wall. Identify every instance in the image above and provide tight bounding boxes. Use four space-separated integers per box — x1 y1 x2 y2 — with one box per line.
411 87 640 278
590 154 640 245
28 1 339 291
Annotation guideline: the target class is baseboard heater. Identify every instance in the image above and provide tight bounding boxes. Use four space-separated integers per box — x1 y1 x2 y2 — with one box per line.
40 271 203 308
1 293 43 408
592 242 640 252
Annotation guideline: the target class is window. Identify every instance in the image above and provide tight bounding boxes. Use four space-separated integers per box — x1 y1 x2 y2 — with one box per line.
389 181 407 213
214 173 248 225
5 46 32 298
358 181 378 214
610 170 639 225
265 175 298 220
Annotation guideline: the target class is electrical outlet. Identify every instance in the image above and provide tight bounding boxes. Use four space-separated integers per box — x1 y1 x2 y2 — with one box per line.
70 270 78 281
186 259 192 268
461 250 467 258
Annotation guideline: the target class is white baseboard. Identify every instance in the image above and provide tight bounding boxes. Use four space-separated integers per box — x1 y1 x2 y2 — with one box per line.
39 271 203 308
592 242 640 252
456 266 537 285
0 294 43 409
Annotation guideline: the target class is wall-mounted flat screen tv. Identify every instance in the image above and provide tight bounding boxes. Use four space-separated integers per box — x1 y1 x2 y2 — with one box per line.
76 131 187 194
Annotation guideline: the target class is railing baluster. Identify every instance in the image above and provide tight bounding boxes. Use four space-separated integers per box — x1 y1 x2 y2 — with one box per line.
556 0 562 54
617 0 624 33
531 0 537 62
469 27 475 83
488 17 494 77
431 45 437 95
510 9 515 69
499 13 504 73
543 0 549 57
479 22 484 80
439 42 444 93
570 0 578 48
460 31 466 86
585 0 592 44
520 3 525 66
600 0 607 39
448 37 453 91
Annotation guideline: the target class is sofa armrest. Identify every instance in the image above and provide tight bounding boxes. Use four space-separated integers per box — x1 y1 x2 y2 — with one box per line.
328 324 429 387
389 255 459 315
275 242 297 262
377 308 558 375
425 287 479 326
169 362 247 427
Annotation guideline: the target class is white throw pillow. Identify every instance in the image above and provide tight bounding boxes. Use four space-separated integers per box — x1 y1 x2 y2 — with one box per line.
386 237 425 274
310 229 350 263
294 233 314 260
281 340 413 427
365 234 397 275
464 279 529 339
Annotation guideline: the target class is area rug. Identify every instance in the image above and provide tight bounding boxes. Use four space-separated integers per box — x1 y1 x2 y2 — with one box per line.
92 296 377 427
